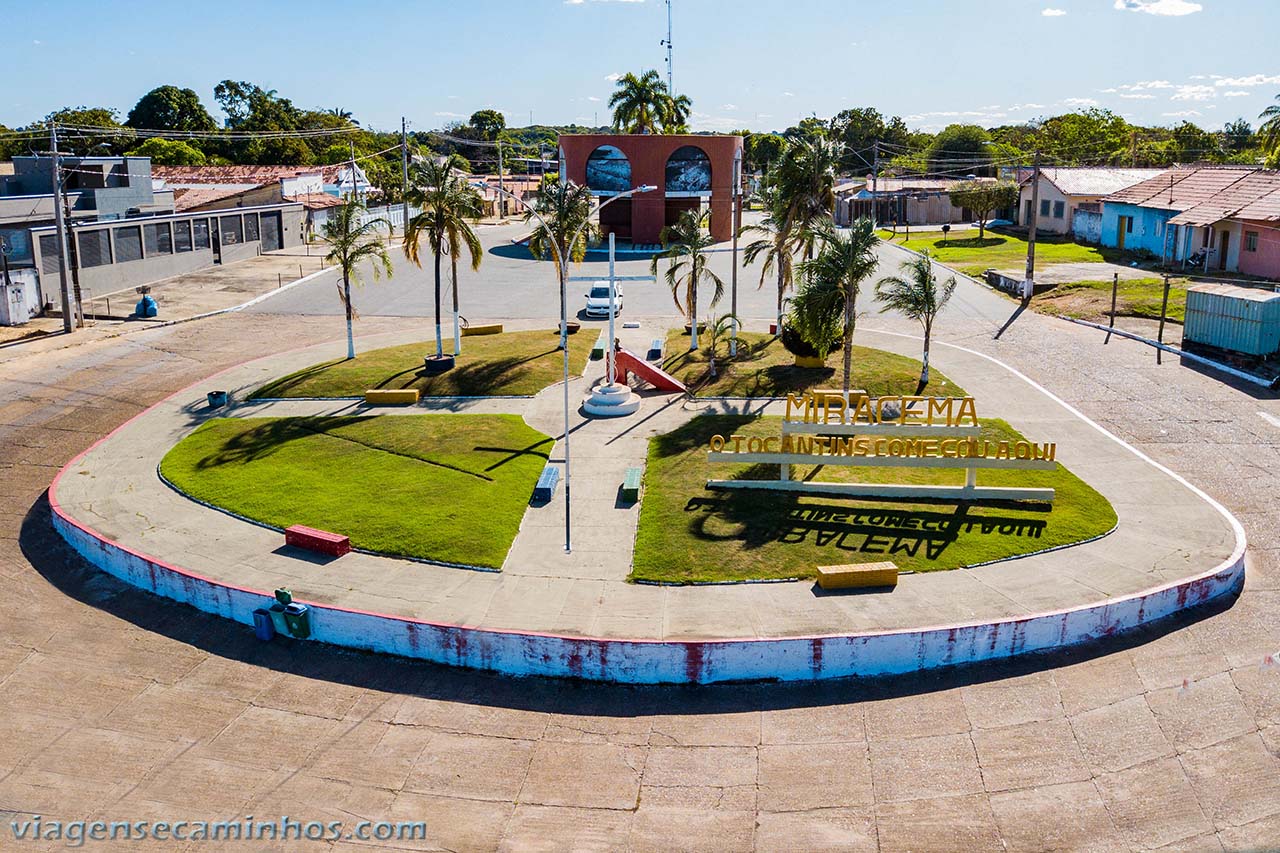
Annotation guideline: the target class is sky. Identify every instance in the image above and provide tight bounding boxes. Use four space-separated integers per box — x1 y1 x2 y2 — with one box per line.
4 0 1279 136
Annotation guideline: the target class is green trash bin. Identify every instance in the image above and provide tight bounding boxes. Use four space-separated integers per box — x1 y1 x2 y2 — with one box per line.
268 603 288 635
282 602 311 639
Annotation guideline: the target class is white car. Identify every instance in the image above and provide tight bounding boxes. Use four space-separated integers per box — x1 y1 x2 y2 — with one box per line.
584 283 623 318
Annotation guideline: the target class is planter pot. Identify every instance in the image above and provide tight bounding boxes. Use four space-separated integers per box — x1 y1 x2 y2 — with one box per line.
560 322 581 335
794 355 825 369
422 354 456 374
684 323 706 334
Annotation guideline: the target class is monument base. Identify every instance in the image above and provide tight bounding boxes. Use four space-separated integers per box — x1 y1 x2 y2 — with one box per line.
583 382 641 417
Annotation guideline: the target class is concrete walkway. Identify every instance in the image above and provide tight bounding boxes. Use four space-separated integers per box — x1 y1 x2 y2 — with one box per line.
51 320 1240 643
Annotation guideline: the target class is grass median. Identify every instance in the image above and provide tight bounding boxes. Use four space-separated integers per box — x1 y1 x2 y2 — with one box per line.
251 330 595 399
877 229 1111 276
1034 278 1187 324
661 331 965 398
160 414 553 568
631 414 1115 584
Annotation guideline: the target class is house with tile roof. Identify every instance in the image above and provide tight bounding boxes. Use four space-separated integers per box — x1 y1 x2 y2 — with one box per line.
1015 167 1162 238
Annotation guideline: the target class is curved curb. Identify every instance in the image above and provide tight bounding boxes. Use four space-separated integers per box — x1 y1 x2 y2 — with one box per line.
47 332 1248 684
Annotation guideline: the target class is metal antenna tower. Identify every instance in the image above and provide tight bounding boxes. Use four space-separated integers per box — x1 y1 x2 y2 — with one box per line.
660 0 673 94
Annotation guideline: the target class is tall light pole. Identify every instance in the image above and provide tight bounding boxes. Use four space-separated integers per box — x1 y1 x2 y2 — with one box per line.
476 180 654 553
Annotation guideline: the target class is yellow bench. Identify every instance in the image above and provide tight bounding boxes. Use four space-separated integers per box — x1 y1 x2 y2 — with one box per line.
462 323 503 337
816 561 898 590
364 389 420 405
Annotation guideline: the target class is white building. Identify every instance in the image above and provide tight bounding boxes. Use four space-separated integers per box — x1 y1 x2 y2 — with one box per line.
1017 167 1162 239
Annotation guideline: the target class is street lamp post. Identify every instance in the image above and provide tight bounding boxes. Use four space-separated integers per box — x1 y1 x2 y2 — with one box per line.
475 180 654 553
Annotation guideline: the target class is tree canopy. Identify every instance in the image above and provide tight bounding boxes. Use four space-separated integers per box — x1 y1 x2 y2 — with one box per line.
127 86 217 132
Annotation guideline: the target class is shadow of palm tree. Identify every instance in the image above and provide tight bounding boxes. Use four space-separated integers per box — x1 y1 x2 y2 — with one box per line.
250 359 347 399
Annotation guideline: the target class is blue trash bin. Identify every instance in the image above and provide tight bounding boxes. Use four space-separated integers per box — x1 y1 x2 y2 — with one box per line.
252 608 276 641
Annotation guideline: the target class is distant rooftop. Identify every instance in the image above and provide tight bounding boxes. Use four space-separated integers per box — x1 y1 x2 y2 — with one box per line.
1027 167 1164 198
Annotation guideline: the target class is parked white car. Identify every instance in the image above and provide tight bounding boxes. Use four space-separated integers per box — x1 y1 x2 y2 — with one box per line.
584 283 623 318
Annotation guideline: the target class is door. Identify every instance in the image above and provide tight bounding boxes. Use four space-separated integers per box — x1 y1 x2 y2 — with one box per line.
1217 230 1229 270
260 213 282 252
1116 217 1128 251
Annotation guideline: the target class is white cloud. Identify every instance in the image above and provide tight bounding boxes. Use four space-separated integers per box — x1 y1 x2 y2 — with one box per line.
782 91 795 97
32 39 42 45
605 72 622 82
1214 74 1280 88
1041 7 1066 15
721 103 738 110
434 111 465 118
1119 93 1156 100
1223 90 1251 97
1162 110 1202 117
1189 74 1206 80
1114 0 1202 15
1008 103 1045 111
587 96 601 102
566 0 645 4
1171 84 1216 101
1062 97 1100 107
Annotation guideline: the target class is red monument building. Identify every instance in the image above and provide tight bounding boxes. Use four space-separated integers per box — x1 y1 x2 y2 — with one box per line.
557 134 743 244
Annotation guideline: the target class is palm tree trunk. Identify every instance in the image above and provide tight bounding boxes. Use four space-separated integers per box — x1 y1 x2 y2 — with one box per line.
433 248 444 358
451 253 461 356
842 289 855 399
344 269 355 360
921 320 931 387
689 278 699 350
776 264 785 332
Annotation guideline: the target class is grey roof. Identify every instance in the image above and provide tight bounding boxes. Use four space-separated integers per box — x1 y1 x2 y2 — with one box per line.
1032 168 1164 198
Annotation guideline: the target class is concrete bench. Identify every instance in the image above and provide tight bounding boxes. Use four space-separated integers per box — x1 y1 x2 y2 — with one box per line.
285 524 351 557
646 338 664 362
462 323 503 337
364 388 420 405
621 466 643 503
532 465 560 503
590 332 609 361
816 561 898 590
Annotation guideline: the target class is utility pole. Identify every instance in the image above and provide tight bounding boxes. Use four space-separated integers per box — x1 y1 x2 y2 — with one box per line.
400 116 410 236
49 123 74 334
62 188 84 328
1023 149 1041 302
870 141 879 228
1156 274 1171 365
497 142 505 220
348 140 359 204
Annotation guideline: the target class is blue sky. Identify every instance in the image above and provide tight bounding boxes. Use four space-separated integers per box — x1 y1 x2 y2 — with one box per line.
5 0 1278 135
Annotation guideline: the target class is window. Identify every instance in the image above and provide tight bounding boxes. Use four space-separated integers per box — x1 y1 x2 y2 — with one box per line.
1124 216 1133 234
114 226 143 263
243 213 259 242
220 215 244 245
1052 201 1065 219
77 230 112 267
1040 199 1051 217
192 219 210 249
144 222 173 255
174 221 192 253
39 234 61 276
1245 231 1259 252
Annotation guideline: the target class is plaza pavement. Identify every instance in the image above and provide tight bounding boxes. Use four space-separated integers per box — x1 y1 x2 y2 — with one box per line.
51 318 1238 645
0 236 1278 849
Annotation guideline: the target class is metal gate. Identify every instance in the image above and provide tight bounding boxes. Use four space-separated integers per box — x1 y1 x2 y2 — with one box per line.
260 213 282 252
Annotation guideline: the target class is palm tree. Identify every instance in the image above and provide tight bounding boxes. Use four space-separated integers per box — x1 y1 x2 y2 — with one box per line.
526 177 598 346
662 93 693 133
789 276 845 362
703 313 740 378
321 198 393 360
875 253 957 391
326 107 358 125
1260 94 1280 168
609 70 669 134
741 186 798 332
651 209 725 350
795 218 880 398
773 136 844 258
404 160 484 359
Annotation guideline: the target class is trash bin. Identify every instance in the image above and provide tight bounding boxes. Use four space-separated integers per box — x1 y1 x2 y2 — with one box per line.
274 588 293 606
206 390 229 408
268 603 288 635
282 602 311 639
252 608 276 641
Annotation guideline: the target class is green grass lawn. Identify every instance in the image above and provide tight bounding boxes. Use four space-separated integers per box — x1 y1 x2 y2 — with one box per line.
160 415 553 568
251 330 595 399
631 415 1116 583
1034 278 1187 324
661 331 965 398
878 229 1114 276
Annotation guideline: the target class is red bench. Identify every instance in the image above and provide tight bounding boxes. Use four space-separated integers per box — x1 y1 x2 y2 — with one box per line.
285 524 351 557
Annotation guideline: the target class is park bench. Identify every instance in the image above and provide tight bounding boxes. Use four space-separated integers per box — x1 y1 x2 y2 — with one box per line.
621 466 643 503
646 338 664 362
590 331 609 360
816 561 898 591
462 323 503 337
364 389 420 405
285 524 351 557
532 465 560 503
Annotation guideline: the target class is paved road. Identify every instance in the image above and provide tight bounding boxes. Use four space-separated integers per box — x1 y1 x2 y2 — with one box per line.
2 257 1280 849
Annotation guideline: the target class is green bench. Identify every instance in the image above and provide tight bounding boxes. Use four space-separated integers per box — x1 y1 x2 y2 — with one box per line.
590 331 609 360
621 466 643 503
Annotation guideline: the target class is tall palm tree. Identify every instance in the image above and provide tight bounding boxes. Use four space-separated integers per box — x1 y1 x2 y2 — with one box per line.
773 136 844 258
526 177 598 347
326 107 358 125
321 198 393 360
875 252 957 391
662 93 693 133
741 186 797 332
651 209 725 350
609 70 669 134
404 160 484 359
795 217 880 398
1260 94 1280 168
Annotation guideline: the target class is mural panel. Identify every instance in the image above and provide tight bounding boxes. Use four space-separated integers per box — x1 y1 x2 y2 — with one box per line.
585 146 632 193
666 146 712 193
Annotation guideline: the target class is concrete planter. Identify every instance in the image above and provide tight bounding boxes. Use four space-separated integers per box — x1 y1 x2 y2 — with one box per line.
422 354 455 374
794 355 825 369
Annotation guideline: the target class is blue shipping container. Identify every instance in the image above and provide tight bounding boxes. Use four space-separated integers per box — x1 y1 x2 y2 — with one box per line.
1182 284 1280 357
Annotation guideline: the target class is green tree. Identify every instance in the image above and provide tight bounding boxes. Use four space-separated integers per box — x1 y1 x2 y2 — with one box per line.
771 135 843 258
651 209 724 350
874 253 956 389
661 93 692 133
741 186 798 331
126 86 217 131
927 124 991 177
703 313 740 378
404 160 485 358
795 218 880 398
608 70 669 134
743 132 786 174
470 109 506 141
322 198 393 360
124 137 207 165
526 176 599 346
325 107 358 125
1220 118 1254 156
1260 94 1280 168
830 107 909 172
41 107 131 154
788 275 845 361
947 180 1018 239
1036 109 1131 165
